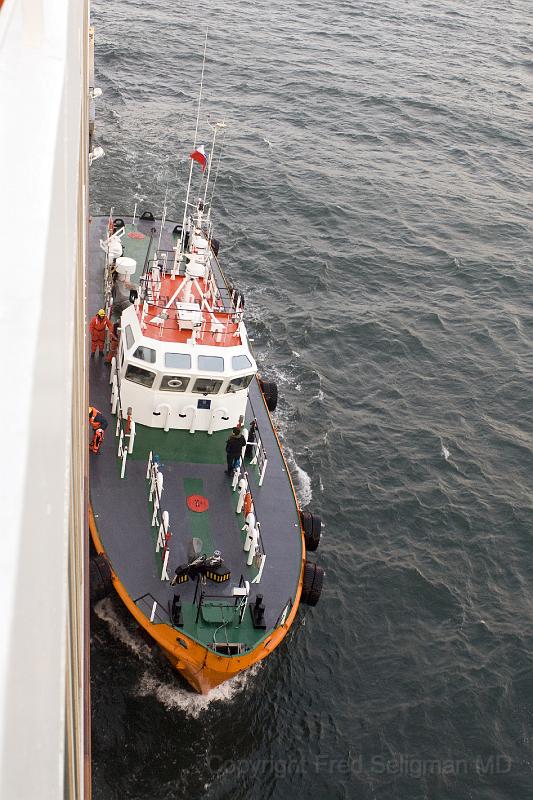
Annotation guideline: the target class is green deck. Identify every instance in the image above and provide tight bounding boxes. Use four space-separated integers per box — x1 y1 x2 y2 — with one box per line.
133 422 262 650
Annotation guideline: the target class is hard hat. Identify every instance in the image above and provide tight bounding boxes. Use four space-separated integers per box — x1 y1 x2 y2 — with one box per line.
97 308 105 317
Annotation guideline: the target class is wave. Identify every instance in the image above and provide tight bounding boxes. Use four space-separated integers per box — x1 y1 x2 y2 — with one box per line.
136 663 262 718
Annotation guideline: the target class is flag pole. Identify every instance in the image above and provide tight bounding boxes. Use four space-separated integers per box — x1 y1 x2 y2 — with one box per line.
173 29 208 274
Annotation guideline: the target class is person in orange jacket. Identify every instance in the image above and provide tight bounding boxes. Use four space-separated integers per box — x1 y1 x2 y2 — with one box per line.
89 308 116 357
89 406 108 453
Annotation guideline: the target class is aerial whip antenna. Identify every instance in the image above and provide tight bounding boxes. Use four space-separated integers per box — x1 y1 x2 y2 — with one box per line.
173 29 208 274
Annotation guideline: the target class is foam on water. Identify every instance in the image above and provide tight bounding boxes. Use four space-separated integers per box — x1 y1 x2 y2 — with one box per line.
136 663 262 718
284 446 313 507
94 597 152 660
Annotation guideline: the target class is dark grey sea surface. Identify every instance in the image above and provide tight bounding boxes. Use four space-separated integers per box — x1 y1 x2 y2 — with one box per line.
89 1 533 798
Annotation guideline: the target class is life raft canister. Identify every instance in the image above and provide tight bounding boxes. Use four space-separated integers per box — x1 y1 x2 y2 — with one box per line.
243 492 253 517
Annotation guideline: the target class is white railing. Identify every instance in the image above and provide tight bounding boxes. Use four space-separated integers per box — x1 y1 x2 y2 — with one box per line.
243 418 268 486
109 357 136 477
146 451 172 581
232 466 266 583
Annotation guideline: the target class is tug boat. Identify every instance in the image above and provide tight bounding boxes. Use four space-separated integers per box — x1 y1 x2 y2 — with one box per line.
88 121 325 694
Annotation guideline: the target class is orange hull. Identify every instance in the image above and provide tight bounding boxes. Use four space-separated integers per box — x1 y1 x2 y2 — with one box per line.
89 505 304 693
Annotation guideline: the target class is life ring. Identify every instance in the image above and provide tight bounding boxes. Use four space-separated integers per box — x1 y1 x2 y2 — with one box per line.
167 378 184 389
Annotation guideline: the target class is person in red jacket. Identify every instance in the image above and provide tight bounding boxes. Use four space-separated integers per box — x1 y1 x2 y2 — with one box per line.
89 405 108 453
89 309 115 357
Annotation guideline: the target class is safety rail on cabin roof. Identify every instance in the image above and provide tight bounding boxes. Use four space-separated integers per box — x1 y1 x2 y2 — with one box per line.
136 249 244 314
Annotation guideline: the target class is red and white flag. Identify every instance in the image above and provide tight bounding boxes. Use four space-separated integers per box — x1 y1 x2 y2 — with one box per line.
190 145 208 172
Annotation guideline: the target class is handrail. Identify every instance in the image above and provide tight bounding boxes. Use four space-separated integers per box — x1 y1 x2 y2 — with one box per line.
146 451 172 581
110 358 136 477
134 593 171 625
243 416 268 487
275 597 293 628
194 575 248 626
232 459 267 584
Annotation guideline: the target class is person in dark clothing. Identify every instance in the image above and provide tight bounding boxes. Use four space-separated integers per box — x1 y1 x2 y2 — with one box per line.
225 427 246 475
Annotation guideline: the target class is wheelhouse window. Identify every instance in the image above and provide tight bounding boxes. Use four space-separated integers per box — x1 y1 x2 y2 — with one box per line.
124 324 135 350
192 377 223 395
165 352 192 369
231 354 252 370
133 345 156 364
226 374 254 392
159 375 190 392
198 355 224 373
125 365 155 388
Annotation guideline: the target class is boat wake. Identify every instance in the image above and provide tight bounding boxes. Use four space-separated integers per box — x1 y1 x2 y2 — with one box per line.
136 663 262 718
93 597 152 660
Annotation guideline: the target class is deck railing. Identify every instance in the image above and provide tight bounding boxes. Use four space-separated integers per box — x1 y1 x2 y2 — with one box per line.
232 458 267 584
146 450 172 582
242 414 268 487
109 358 136 477
134 592 171 625
193 574 250 629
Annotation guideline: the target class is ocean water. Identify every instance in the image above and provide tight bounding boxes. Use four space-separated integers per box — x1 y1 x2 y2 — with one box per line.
89 1 533 798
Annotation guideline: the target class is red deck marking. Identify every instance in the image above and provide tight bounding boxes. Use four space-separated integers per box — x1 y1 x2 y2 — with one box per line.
138 273 242 346
187 494 209 512
127 231 146 239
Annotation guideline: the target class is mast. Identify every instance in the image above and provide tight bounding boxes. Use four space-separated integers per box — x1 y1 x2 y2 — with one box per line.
203 119 226 209
173 30 208 274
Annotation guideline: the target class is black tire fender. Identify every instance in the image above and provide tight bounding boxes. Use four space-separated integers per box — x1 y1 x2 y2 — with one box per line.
300 510 321 552
259 379 278 412
300 561 325 607
90 553 113 603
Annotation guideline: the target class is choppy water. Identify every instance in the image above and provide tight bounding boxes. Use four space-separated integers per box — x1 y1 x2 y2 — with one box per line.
90 1 533 798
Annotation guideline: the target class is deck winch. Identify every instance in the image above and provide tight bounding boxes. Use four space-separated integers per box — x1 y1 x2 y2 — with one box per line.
170 549 231 585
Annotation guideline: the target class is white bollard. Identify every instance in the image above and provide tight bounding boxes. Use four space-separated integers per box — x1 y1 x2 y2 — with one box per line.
236 478 247 513
243 513 256 551
149 465 157 500
128 419 136 454
247 527 259 566
151 495 159 526
120 446 127 479
157 510 169 552
252 554 267 584
156 471 164 499
161 549 170 581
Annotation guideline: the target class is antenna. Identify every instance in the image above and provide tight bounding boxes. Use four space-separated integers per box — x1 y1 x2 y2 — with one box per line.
173 29 209 274
203 119 226 207
208 123 227 213
158 180 169 251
